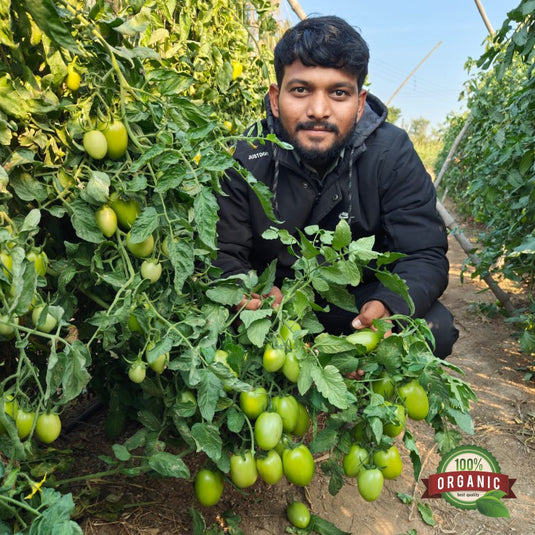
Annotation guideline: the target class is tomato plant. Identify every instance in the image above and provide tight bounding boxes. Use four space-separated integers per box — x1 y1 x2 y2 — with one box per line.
140 260 162 284
103 121 128 160
194 469 224 507
128 362 146 384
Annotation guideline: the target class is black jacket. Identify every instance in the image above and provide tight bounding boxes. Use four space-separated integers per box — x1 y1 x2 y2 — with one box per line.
215 94 448 317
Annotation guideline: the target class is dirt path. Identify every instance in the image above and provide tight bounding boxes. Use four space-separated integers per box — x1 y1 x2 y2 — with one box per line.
78 230 535 535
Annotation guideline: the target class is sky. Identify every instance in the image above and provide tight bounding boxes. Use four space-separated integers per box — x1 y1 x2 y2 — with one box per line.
280 0 520 128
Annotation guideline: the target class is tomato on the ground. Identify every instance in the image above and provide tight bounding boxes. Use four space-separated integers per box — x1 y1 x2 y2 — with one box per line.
194 469 224 506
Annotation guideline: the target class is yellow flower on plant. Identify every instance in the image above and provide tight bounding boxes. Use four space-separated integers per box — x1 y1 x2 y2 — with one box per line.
25 473 47 500
192 152 201 165
231 61 243 80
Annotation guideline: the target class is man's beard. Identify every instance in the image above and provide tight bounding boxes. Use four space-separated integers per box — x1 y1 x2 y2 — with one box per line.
273 117 356 168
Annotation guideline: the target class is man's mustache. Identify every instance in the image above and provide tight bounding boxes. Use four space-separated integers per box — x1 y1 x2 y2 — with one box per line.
295 121 339 134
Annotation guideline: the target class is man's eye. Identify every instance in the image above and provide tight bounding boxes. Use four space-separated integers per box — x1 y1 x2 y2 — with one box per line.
291 87 307 94
334 90 348 97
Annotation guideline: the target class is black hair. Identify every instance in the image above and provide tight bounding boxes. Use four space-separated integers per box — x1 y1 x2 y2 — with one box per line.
274 16 369 91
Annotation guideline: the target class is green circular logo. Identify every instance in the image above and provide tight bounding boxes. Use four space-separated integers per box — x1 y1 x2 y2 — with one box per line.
436 445 501 510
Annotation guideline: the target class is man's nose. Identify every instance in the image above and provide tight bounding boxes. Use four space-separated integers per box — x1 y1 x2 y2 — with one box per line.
306 92 330 119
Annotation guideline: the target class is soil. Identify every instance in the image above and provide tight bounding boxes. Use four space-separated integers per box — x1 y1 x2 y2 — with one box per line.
60 211 535 535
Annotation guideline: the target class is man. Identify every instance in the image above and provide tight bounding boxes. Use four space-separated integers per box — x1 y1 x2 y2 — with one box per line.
215 15 459 358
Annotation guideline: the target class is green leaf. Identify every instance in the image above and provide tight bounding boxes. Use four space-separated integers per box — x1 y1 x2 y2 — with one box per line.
309 514 351 535
375 271 414 314
191 422 223 462
129 206 160 243
417 501 435 526
169 239 195 294
196 369 221 422
311 364 349 409
70 200 104 244
80 171 110 205
148 452 190 479
193 188 218 249
23 0 79 53
314 333 356 354
112 444 131 462
476 492 510 518
403 430 421 480
397 492 413 504
245 317 271 347
0 0 15 47
332 218 352 250
309 427 339 453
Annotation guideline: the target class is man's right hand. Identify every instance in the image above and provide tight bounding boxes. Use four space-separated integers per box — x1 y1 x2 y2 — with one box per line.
237 286 283 311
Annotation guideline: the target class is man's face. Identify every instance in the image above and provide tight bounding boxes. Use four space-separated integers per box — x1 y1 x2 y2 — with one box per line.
269 60 367 169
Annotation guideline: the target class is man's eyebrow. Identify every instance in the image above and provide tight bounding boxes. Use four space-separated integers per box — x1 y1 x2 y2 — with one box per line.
285 78 356 89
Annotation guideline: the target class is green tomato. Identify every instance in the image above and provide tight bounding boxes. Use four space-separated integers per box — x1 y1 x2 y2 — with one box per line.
383 403 406 437
66 70 81 91
398 379 430 421
373 445 403 480
126 233 155 258
194 468 224 506
0 397 17 434
230 451 258 489
282 444 315 487
357 468 384 502
26 250 48 277
282 350 300 383
95 205 118 238
279 320 301 346
0 250 13 276
372 372 395 400
262 344 286 372
293 402 311 437
140 260 162 283
32 306 58 333
83 130 107 160
343 444 370 477
110 196 141 230
272 395 299 434
239 387 268 420
346 328 381 352
256 449 283 485
35 412 61 444
254 411 283 450
128 361 146 383
15 409 35 439
103 120 128 160
128 311 144 333
286 501 311 529
0 314 18 338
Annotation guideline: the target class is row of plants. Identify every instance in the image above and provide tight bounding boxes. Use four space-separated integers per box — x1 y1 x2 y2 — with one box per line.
0 0 476 533
435 0 535 375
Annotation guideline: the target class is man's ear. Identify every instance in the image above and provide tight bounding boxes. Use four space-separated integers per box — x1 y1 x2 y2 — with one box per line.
357 90 368 121
269 83 280 118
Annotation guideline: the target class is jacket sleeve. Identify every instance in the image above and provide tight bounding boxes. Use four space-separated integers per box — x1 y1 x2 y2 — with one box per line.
369 130 449 318
214 167 254 277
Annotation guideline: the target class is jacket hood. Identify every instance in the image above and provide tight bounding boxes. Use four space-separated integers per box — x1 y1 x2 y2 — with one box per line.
263 91 388 152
